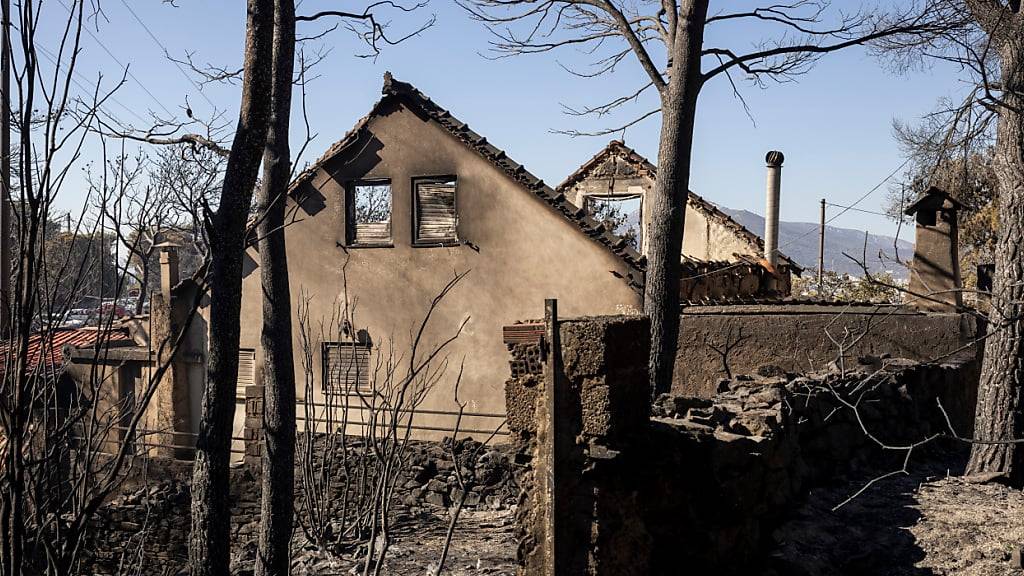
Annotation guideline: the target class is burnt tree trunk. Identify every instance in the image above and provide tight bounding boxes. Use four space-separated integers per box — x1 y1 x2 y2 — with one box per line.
646 0 709 396
189 1 274 574
254 0 296 575
967 22 1024 480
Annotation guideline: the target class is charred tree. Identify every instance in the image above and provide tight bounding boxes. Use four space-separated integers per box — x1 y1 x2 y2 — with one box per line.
877 0 1024 480
254 0 297 574
189 0 275 574
964 2 1024 480
645 0 708 395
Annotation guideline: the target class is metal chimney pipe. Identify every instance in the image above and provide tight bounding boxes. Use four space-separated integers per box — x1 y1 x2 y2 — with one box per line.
764 151 785 269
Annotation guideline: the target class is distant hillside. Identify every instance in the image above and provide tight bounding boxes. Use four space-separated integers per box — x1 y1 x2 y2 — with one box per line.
718 208 913 279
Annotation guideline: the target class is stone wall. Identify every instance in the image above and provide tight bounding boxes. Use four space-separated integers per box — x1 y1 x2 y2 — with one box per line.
82 437 517 575
506 313 653 574
506 313 980 575
674 304 978 397
642 358 977 572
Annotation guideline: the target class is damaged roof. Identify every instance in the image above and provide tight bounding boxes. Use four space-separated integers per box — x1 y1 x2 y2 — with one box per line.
290 73 645 275
557 140 803 274
0 327 134 375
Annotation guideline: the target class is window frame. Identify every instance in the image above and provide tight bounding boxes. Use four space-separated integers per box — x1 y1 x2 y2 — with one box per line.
583 192 644 252
321 340 374 396
412 175 459 247
346 179 394 248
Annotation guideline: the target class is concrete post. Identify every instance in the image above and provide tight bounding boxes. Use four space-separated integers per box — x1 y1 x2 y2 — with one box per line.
764 151 785 270
540 298 561 576
818 198 826 292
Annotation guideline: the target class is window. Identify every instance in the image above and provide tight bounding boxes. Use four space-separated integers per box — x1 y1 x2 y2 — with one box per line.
323 341 372 394
238 348 256 387
348 181 392 245
586 194 642 251
414 177 458 245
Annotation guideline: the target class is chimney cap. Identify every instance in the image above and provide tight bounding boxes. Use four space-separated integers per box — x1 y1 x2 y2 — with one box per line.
903 186 962 216
154 241 181 251
765 150 785 167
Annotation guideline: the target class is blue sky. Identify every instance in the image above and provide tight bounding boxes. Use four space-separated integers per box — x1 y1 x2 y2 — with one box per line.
51 0 966 240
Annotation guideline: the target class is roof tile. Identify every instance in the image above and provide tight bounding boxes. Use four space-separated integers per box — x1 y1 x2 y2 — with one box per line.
291 73 646 275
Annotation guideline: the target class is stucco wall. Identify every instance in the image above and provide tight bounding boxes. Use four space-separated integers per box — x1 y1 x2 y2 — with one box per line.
673 305 978 397
238 99 642 439
683 205 761 262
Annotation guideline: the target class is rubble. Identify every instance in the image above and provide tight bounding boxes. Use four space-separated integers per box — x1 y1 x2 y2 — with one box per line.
82 439 518 575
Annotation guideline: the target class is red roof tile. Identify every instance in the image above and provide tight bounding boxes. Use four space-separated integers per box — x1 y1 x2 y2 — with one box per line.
1 328 134 375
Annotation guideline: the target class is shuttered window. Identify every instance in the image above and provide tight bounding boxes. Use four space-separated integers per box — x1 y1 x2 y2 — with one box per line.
348 181 392 245
415 178 457 244
238 349 256 387
322 341 372 394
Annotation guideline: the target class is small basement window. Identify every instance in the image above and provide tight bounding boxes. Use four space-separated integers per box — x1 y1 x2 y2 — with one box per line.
586 195 642 251
348 181 392 245
322 341 372 395
414 177 458 245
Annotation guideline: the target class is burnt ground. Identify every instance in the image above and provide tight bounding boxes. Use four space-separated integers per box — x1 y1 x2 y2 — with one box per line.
280 451 1024 575
769 450 1024 576
287 509 516 575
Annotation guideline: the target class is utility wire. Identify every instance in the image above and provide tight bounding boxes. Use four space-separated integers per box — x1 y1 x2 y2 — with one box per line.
116 0 219 111
680 157 909 281
823 202 891 218
55 0 177 119
35 43 149 126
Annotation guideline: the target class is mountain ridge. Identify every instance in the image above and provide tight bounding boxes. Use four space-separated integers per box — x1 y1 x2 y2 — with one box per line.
717 207 913 279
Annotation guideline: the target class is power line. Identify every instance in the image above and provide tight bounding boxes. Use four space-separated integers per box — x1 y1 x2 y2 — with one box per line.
823 202 891 218
681 158 907 281
54 0 177 119
821 156 913 227
35 43 150 126
116 0 219 111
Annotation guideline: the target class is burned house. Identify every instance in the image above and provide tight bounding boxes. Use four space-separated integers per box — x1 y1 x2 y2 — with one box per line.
559 141 802 298
236 74 644 440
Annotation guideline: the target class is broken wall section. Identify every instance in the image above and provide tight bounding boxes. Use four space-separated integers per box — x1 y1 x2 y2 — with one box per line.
505 313 980 575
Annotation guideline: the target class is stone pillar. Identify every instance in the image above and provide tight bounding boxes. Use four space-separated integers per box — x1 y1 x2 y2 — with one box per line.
904 187 963 312
244 384 264 465
149 243 193 459
505 309 651 576
149 293 192 459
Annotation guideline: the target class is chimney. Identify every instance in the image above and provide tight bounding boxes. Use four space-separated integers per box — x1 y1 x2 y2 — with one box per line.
764 151 785 269
158 242 180 304
904 186 963 311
